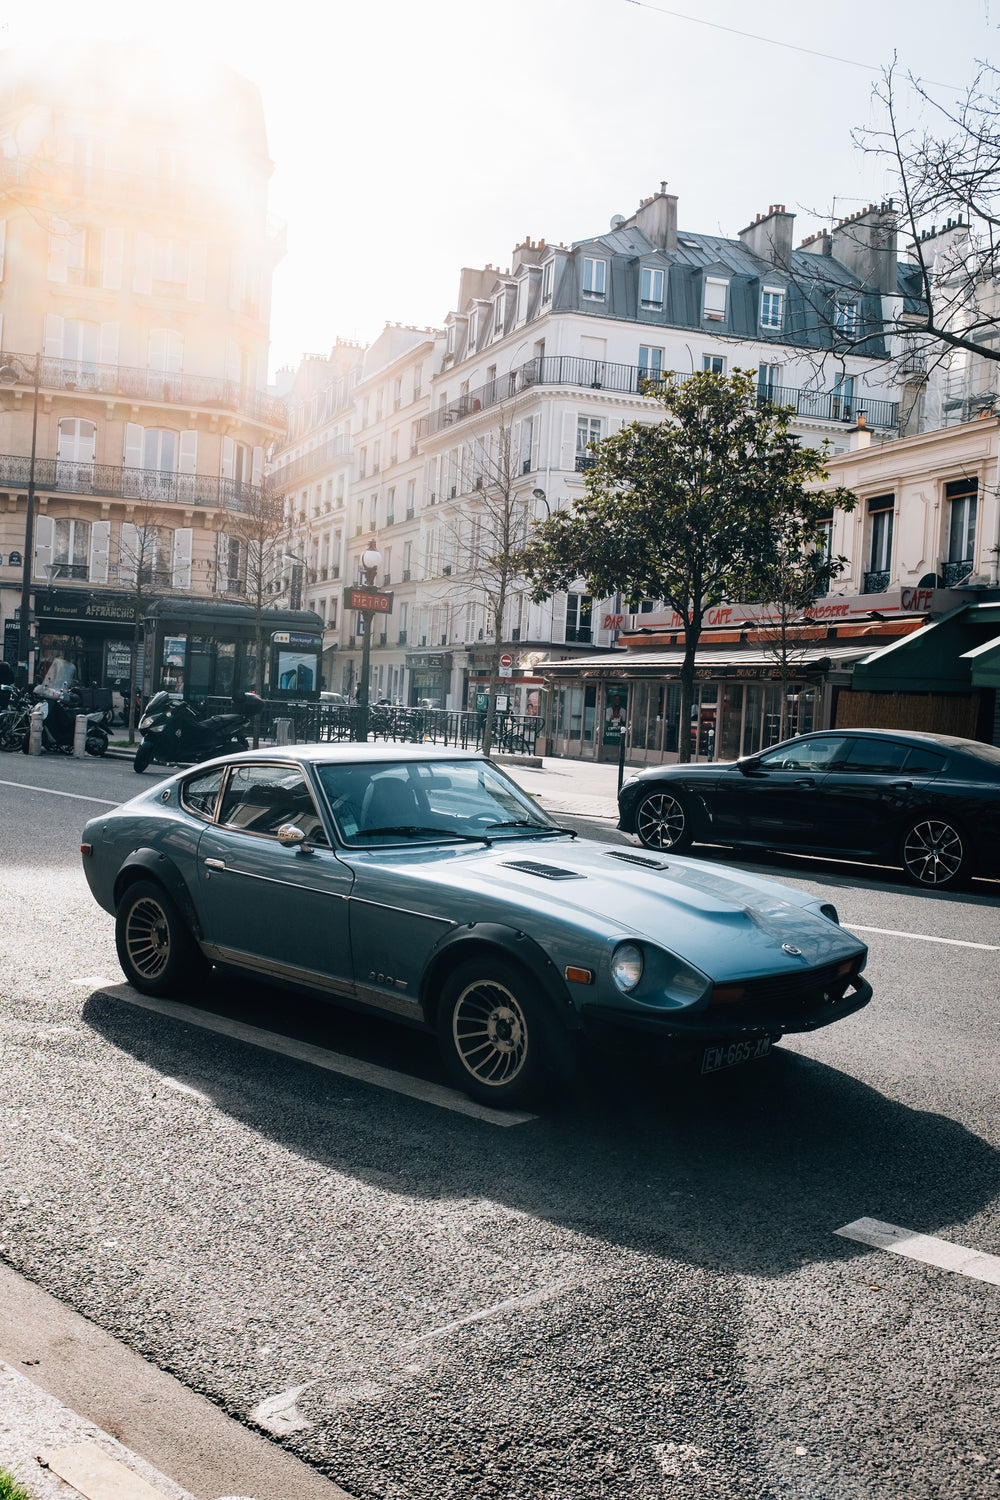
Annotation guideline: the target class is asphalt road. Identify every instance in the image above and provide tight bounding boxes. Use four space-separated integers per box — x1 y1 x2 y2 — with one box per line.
1 752 999 1500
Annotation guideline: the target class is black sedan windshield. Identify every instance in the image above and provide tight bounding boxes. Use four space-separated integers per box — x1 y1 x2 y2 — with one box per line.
316 758 559 845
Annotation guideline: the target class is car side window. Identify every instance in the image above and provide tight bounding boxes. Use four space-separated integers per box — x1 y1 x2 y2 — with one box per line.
902 746 947 775
180 767 226 821
840 738 910 775
218 764 330 845
756 737 850 772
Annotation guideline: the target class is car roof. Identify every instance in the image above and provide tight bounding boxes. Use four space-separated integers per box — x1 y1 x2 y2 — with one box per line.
200 742 486 767
801 729 977 750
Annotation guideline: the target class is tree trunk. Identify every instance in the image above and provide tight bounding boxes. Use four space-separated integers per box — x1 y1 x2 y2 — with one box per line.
677 622 699 764
127 609 141 746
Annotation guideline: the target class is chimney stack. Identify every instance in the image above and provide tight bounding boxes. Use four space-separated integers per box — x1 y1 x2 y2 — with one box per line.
738 204 795 270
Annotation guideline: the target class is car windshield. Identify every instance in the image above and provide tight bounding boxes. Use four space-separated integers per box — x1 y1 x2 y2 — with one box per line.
315 758 561 846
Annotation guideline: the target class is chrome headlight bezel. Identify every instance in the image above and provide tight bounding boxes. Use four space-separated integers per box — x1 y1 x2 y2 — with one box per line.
610 942 644 992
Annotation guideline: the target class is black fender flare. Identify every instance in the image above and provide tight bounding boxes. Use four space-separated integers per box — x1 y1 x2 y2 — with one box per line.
420 922 581 1031
112 850 203 940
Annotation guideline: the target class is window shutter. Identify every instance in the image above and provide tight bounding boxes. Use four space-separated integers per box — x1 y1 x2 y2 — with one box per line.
178 430 198 474
102 228 124 290
561 411 576 470
551 591 568 643
251 445 263 487
47 219 69 282
33 514 54 579
89 519 110 584
133 231 154 294
118 522 138 587
187 240 207 301
99 322 119 367
216 531 230 593
0 219 6 281
220 435 235 482
44 313 64 358
228 253 245 312
171 527 193 590
123 423 144 468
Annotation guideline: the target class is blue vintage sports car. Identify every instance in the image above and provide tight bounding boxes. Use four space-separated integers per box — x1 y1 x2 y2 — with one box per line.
80 744 872 1107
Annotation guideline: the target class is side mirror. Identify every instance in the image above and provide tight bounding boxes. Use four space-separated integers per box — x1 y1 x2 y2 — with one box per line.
737 758 759 776
277 823 310 851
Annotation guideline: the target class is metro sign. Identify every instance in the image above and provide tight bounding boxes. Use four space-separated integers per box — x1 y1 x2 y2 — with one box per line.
343 586 393 614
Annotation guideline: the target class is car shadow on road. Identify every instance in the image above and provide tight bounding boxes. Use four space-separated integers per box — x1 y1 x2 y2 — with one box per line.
81 980 999 1283
685 841 1000 905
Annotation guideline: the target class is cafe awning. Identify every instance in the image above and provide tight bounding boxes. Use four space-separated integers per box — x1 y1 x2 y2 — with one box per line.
852 603 1000 693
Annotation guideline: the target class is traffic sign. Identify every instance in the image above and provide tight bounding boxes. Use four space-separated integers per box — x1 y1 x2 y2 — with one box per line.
499 653 513 678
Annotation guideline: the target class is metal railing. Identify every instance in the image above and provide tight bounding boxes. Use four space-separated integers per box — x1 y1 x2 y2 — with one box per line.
420 355 899 436
942 558 974 588
200 699 540 755
0 349 287 429
270 436 350 487
0 453 269 513
863 569 891 594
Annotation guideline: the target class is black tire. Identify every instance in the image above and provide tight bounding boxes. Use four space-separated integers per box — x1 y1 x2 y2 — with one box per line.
899 814 972 890
115 879 208 996
133 739 155 772
232 736 250 753
634 787 694 853
437 957 557 1108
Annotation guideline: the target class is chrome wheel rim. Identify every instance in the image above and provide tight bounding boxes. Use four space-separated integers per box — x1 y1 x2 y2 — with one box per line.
452 979 528 1087
636 792 686 849
902 820 964 885
125 897 171 979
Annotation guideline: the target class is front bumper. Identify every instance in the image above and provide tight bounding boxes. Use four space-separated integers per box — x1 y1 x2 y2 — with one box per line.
579 977 873 1055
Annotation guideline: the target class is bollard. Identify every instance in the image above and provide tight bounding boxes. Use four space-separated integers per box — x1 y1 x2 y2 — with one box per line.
275 717 292 745
28 703 44 755
73 713 88 757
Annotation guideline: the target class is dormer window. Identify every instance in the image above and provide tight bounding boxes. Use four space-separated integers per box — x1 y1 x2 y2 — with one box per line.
446 323 456 355
467 310 478 351
760 287 784 329
640 266 664 309
493 295 505 336
542 260 553 303
835 299 858 337
703 277 728 320
583 257 607 299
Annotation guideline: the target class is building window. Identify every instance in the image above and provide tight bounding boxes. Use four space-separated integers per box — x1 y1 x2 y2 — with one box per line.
467 311 478 351
386 486 396 525
143 428 177 472
703 277 728 319
406 478 416 518
832 374 854 421
576 415 602 471
52 517 91 580
542 261 553 303
565 593 593 643
835 300 858 337
369 494 378 530
760 288 784 329
582 258 607 299
703 354 725 375
945 478 978 583
865 495 894 592
413 365 422 399
373 440 381 472
493 295 505 335
757 363 781 400
814 513 834 596
446 323 456 355
358 447 367 479
638 346 663 381
640 266 664 308
520 416 534 475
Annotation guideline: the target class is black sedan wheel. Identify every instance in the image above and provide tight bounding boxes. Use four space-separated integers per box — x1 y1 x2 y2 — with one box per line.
900 816 971 889
115 879 207 996
634 788 693 853
437 959 549 1107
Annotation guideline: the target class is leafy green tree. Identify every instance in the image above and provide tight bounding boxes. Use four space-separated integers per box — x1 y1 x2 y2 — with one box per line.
522 370 856 762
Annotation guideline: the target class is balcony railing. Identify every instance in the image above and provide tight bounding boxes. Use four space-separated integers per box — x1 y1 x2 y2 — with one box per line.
942 558 974 588
0 350 287 429
0 453 268 512
863 569 891 594
420 356 899 437
270 435 350 487
0 156 269 228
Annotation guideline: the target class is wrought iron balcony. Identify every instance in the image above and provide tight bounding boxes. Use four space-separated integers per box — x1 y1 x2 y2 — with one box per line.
863 570 891 594
419 356 898 437
0 453 268 512
574 454 597 472
942 558 974 588
0 349 287 430
270 435 350 487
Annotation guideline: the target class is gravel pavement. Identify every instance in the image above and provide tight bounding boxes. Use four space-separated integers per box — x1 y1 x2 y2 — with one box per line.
1 751 998 1500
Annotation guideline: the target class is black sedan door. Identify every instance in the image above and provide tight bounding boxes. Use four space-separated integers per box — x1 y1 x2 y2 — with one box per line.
810 737 947 854
711 735 851 847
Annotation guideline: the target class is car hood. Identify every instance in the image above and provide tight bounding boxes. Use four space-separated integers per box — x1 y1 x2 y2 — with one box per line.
353 837 863 981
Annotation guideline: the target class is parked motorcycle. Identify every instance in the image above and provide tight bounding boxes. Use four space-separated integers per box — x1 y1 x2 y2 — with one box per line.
30 660 109 756
0 684 33 752
134 691 265 772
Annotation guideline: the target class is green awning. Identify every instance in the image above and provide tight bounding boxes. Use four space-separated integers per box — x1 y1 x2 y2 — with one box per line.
962 632 1000 688
853 603 1000 693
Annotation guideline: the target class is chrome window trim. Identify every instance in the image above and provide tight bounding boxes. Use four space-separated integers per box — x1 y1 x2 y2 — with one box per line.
214 759 333 847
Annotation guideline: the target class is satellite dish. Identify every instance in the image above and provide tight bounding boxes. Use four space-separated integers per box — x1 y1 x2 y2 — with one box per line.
610 214 625 229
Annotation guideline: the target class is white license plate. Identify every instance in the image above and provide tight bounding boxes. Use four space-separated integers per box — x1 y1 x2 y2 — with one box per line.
701 1036 773 1075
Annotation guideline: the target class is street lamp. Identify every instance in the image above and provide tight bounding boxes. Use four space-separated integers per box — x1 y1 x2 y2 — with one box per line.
0 355 41 685
356 538 382 741
532 487 550 518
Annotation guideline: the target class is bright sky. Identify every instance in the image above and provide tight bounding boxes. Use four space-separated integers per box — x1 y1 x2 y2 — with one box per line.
2 0 997 376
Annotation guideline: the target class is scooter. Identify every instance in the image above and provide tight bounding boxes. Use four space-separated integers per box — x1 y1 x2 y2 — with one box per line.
134 691 265 772
31 660 109 756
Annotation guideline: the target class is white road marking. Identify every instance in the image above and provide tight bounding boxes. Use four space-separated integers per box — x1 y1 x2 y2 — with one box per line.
835 1217 1000 1286
250 1382 316 1436
0 778 117 805
95 983 536 1127
410 1278 577 1345
845 923 1000 952
160 1076 211 1102
71 976 119 988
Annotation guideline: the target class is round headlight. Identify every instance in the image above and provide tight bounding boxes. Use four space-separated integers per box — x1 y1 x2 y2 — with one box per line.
611 943 644 992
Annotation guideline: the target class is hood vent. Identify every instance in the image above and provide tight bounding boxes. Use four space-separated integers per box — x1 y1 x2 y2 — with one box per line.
606 850 668 870
500 860 585 881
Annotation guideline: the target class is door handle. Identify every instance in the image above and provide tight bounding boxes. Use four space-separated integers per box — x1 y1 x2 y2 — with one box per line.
204 858 225 870
891 782 912 792
795 777 815 788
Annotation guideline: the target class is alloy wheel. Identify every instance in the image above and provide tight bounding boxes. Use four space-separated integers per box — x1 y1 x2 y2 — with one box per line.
451 978 529 1087
901 818 965 886
635 791 688 850
124 896 172 980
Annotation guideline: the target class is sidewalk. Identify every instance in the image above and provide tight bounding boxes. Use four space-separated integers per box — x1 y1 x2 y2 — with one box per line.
500 753 628 822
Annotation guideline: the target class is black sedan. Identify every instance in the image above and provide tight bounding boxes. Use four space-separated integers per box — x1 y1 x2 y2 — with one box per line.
618 729 1000 889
